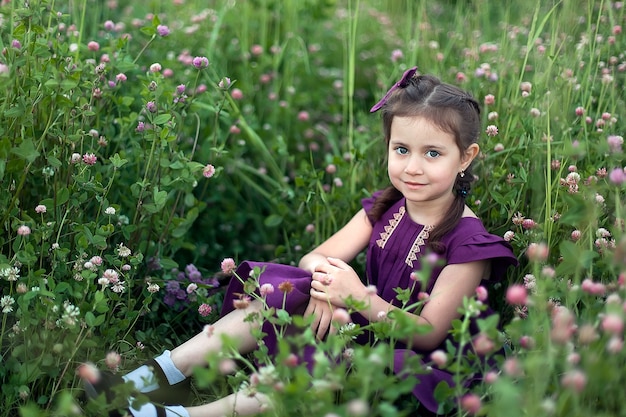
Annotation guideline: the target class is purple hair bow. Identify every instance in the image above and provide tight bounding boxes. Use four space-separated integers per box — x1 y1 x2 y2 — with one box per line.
369 66 418 113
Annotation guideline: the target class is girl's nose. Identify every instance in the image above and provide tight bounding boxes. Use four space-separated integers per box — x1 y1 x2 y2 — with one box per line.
404 156 423 174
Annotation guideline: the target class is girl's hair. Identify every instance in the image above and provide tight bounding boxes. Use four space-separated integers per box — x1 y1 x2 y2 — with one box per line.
368 74 481 253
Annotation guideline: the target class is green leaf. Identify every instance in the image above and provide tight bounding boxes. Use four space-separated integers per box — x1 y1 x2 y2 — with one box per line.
264 214 283 227
109 153 129 169
11 138 40 163
153 113 172 125
5 105 25 118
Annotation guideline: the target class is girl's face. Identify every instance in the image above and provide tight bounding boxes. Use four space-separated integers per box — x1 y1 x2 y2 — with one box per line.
387 116 478 211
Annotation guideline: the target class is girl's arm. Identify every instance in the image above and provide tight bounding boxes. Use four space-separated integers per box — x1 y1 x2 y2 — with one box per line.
298 208 372 273
299 209 372 339
310 258 488 351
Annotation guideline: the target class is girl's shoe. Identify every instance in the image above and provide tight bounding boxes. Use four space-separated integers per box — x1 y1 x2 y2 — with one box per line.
81 359 192 406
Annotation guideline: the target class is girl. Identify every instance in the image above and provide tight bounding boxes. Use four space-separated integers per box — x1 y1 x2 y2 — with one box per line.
82 67 517 417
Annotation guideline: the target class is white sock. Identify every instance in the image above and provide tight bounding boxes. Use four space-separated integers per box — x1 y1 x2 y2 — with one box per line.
123 350 186 392
129 401 189 417
153 350 186 385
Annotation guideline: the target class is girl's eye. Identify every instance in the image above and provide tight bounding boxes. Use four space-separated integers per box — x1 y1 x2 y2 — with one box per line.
425 150 440 158
394 146 409 155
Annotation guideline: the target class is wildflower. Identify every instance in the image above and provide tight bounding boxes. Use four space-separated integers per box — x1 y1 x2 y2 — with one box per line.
150 63 162 72
575 106 585 116
60 301 81 327
561 369 587 393
105 351 121 371
111 281 126 293
607 336 623 354
17 225 31 236
202 164 216 178
485 125 498 136
220 258 236 275
77 363 101 384
460 394 481 415
294 110 312 122
233 294 251 309
529 108 541 117
601 314 623 335
475 286 488 302
104 206 116 215
503 230 515 241
283 353 299 368
218 77 232 89
506 284 527 305
192 56 209 69
503 357 523 377
156 25 170 36
472 333 495 355
102 269 119 284
390 49 404 62
147 283 160 293
146 101 157 113
484 94 495 105
218 358 237 375
116 243 132 257
35 204 47 214
259 283 275 297
104 20 115 31
520 81 532 93
71 153 81 164
175 84 186 95
122 264 131 271
0 63 9 75
488 111 498 121
186 283 198 294
333 178 343 187
332 308 351 325
16 283 27 294
522 218 536 229
430 350 447 367
87 41 100 51
607 135 624 152
609 167 626 184
524 274 537 292
526 242 549 262
198 303 212 317
551 306 576 344
1 295 15 313
231 88 244 100
82 153 97 165
250 44 264 56
278 281 294 294
136 121 146 132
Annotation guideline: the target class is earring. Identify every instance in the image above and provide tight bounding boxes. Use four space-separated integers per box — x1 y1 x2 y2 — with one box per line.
459 170 465 178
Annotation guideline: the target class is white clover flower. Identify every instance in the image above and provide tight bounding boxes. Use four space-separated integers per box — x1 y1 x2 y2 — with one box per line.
116 243 131 257
1 267 20 281
1 295 15 313
104 206 116 215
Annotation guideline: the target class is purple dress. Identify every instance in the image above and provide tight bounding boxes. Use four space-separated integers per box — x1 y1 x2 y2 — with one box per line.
221 193 517 413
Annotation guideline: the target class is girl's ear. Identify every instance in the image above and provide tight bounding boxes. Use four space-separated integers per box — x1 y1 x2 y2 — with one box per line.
461 143 480 167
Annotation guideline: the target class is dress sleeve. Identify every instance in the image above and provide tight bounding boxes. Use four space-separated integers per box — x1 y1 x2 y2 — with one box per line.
361 190 384 224
446 229 518 282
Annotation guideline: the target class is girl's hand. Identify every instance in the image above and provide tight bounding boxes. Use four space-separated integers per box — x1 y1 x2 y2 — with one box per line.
309 257 366 308
303 298 335 340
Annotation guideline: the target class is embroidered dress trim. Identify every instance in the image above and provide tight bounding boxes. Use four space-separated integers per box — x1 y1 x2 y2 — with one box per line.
376 206 405 249
405 225 433 268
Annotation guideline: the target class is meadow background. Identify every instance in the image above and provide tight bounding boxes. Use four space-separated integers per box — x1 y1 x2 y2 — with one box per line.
0 0 625 416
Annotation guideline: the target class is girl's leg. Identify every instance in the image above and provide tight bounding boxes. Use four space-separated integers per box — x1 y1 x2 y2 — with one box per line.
185 391 270 417
170 301 262 376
